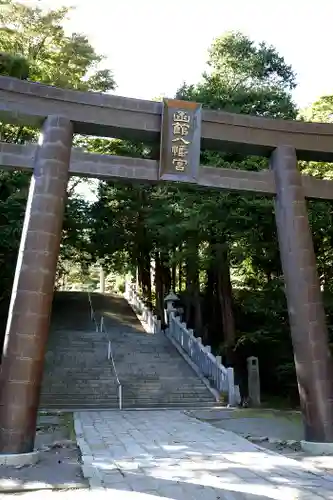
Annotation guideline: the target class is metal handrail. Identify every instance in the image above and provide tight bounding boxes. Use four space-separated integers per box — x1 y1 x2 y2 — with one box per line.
100 316 123 411
87 291 99 332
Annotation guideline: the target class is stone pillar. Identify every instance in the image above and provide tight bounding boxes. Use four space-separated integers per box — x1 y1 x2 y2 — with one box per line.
227 366 236 407
0 116 73 454
247 356 260 407
271 145 333 443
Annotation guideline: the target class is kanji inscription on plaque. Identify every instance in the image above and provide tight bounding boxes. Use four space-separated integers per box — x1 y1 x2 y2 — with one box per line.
159 99 202 182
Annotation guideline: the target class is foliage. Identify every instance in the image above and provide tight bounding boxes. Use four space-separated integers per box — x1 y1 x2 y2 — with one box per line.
0 51 29 79
2 7 333 405
0 1 115 334
0 0 115 90
87 32 333 403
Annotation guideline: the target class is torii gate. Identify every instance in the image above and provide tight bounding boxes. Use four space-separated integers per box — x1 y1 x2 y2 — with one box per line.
0 75 333 457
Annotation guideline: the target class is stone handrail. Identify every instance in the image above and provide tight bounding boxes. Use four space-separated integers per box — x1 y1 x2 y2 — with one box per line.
124 281 161 334
124 280 237 406
167 312 236 406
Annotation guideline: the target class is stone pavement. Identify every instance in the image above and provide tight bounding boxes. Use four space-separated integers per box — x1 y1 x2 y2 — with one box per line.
187 408 303 441
74 410 333 499
186 408 333 476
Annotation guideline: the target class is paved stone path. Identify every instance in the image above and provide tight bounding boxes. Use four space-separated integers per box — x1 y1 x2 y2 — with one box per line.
74 410 333 499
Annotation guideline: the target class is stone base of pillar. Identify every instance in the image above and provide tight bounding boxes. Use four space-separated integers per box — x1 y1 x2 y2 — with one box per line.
0 450 39 466
301 440 333 455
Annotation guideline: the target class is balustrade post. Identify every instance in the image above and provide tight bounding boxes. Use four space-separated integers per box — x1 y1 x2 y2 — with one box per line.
227 367 236 406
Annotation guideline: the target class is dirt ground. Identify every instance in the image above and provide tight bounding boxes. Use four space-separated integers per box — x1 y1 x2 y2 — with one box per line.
0 413 88 493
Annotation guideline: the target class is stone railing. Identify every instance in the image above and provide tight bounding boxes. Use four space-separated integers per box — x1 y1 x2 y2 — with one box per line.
124 280 237 406
167 312 236 406
124 281 161 334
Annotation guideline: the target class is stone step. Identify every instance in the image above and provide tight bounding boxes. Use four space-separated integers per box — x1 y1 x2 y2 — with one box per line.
42 401 214 407
40 390 214 398
40 403 218 410
42 292 217 411
41 375 212 385
40 397 214 404
40 391 214 398
40 396 216 403
41 388 210 394
41 390 212 398
43 381 211 387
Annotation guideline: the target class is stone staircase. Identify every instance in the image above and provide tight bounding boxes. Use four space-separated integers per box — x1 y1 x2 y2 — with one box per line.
39 292 217 410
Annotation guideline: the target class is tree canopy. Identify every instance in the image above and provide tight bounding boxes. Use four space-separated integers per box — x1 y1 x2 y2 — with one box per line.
1 3 333 406
0 0 114 344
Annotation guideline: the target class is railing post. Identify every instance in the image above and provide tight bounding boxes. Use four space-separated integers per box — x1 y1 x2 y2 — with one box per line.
247 356 261 407
119 385 122 411
164 309 168 326
227 366 236 406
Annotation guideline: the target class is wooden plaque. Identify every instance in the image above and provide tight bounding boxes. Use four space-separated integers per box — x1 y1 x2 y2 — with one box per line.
159 99 202 182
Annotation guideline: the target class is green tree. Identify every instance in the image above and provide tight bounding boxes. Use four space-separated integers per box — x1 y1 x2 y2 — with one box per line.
89 31 300 403
174 32 297 369
178 32 297 119
0 0 115 90
0 0 115 347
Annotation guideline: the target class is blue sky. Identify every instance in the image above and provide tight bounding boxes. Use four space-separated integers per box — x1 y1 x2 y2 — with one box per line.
35 0 333 109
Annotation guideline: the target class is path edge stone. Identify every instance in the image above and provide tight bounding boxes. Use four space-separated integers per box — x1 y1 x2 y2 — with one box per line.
74 412 104 490
0 450 39 467
301 439 333 456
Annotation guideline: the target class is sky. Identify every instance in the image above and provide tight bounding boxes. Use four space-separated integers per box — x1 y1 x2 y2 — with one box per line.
32 0 333 109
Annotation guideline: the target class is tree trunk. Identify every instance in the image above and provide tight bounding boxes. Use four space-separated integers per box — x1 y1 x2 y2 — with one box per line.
154 252 165 323
160 252 171 295
178 261 182 293
185 257 191 325
203 262 218 347
185 244 202 335
216 243 236 365
141 249 152 305
171 263 176 291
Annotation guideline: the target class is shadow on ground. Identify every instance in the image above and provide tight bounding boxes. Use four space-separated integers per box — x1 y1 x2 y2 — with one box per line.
0 414 88 493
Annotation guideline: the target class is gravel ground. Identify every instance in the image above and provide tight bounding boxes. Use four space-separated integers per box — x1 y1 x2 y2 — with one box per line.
0 414 88 493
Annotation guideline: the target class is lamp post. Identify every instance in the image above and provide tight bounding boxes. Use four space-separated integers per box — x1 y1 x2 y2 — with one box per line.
164 290 179 325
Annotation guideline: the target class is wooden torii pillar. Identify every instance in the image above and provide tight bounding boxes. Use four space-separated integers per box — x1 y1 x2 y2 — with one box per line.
0 116 73 454
271 146 333 444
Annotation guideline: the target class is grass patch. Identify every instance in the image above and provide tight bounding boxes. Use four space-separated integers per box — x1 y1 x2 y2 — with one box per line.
229 409 276 419
261 394 300 411
228 408 302 424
